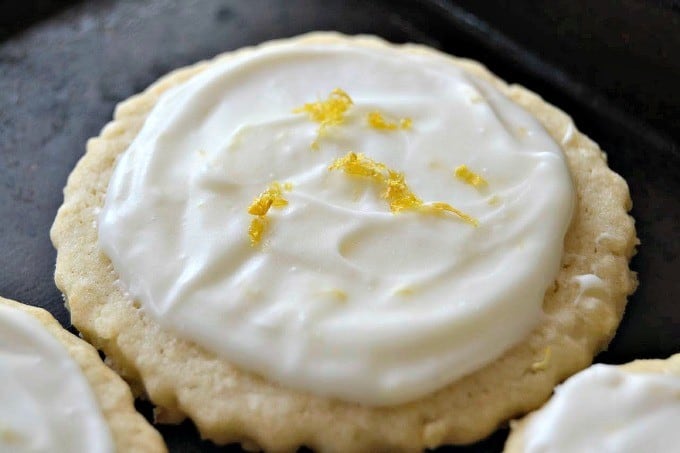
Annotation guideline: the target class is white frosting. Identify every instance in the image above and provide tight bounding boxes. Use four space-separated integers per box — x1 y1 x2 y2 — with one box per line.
0 305 114 453
523 364 680 453
99 37 574 405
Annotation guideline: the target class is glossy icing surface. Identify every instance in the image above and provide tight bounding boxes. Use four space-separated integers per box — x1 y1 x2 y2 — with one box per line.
100 37 574 405
523 364 680 453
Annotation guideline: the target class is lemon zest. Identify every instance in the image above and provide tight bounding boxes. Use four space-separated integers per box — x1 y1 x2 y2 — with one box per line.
422 201 479 227
395 286 415 296
324 289 348 302
293 88 353 149
366 111 412 131
329 152 477 226
530 347 552 372
328 151 386 181
487 195 500 206
248 216 268 247
247 182 291 246
383 169 423 213
454 164 487 189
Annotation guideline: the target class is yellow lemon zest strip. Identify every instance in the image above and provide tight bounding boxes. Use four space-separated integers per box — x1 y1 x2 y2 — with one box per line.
383 170 423 213
395 286 415 296
248 216 268 247
293 88 354 149
247 182 291 246
329 152 477 226
487 195 500 206
328 151 386 181
454 164 487 188
422 202 479 227
323 289 348 302
366 111 413 131
530 346 552 372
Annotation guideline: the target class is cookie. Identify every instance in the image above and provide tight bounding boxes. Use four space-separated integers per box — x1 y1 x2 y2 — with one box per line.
51 33 637 451
0 296 166 453
504 354 680 453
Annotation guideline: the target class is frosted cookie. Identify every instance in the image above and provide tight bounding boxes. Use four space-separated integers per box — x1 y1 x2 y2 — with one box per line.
0 296 166 453
51 33 637 451
504 354 680 453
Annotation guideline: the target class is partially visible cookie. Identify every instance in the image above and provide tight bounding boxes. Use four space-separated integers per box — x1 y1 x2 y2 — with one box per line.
0 296 166 453
504 354 680 453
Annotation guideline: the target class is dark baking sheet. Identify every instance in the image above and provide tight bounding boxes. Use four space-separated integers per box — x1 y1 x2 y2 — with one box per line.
0 1 677 452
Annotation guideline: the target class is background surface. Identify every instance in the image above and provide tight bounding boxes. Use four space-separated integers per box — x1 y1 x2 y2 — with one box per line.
1 1 678 451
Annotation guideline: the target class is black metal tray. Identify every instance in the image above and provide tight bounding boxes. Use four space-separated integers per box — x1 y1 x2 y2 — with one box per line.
1 1 678 451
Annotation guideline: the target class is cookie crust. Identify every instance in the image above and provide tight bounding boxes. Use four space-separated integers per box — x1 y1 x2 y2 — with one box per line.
0 296 167 453
503 353 680 452
51 33 637 451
